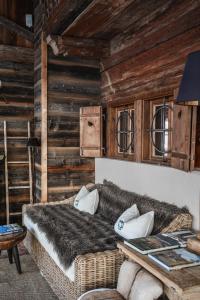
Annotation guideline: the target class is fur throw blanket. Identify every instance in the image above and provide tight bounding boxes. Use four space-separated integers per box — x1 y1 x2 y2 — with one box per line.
26 204 121 269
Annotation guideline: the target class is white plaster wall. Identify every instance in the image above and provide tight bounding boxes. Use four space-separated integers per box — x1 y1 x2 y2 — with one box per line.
95 158 200 230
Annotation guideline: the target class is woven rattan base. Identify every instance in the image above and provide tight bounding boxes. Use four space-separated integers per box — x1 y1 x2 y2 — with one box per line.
24 231 76 300
24 231 125 300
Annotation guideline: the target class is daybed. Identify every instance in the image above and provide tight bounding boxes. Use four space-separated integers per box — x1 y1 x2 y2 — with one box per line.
23 180 192 300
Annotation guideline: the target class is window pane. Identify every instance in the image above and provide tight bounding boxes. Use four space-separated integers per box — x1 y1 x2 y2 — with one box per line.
119 111 128 152
153 105 169 157
130 110 134 153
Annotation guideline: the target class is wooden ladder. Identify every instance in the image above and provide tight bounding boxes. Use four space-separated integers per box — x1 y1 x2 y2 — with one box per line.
3 121 33 224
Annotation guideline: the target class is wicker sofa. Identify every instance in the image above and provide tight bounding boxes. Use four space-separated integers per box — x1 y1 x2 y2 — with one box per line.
23 181 192 300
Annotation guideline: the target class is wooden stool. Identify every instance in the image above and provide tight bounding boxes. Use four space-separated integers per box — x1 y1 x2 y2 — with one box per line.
0 226 27 274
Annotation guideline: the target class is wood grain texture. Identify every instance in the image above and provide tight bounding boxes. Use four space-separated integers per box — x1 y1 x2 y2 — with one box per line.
40 33 48 203
0 0 33 48
118 242 200 299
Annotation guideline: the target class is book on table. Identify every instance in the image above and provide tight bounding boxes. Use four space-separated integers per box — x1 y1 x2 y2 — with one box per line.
0 224 23 236
148 248 200 271
124 230 196 254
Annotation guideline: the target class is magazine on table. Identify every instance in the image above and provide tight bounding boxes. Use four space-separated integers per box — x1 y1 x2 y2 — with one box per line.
148 248 200 271
0 224 23 236
124 230 196 254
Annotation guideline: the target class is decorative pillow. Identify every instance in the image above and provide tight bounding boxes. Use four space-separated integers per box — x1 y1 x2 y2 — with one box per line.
74 188 99 215
128 269 163 300
117 260 141 299
74 186 89 208
115 211 154 239
114 204 140 233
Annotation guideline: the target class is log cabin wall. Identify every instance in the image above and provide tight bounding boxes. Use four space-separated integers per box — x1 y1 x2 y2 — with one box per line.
33 0 43 202
34 1 101 202
0 0 33 48
0 46 34 224
101 0 200 104
47 51 101 201
0 0 34 224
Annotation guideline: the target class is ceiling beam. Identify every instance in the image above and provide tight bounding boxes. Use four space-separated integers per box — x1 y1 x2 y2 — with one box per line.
46 34 110 58
45 0 94 36
0 16 34 42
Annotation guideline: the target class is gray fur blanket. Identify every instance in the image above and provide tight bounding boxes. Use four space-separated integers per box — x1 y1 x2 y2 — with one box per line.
26 204 121 269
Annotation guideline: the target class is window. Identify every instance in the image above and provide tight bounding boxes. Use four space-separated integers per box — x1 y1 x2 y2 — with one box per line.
150 99 172 161
142 96 173 163
116 108 135 155
151 103 171 158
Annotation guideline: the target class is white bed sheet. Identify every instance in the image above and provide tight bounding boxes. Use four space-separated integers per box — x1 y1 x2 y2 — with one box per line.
23 213 75 282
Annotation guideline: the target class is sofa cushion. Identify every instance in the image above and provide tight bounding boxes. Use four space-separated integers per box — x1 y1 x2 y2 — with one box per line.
128 269 163 300
74 187 99 215
114 204 140 233
95 180 190 234
115 211 154 239
117 260 141 299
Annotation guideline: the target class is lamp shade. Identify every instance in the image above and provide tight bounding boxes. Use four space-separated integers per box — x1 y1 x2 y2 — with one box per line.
176 50 200 103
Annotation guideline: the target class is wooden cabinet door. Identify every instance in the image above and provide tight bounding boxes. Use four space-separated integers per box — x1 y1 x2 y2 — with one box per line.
80 106 102 157
171 104 193 171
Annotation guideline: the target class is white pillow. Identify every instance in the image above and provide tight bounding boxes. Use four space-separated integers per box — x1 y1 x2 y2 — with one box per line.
117 260 141 299
74 188 99 215
115 211 154 240
128 269 163 300
74 186 89 208
114 204 140 233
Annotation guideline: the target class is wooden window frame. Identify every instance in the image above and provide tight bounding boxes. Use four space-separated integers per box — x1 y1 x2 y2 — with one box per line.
116 106 135 156
142 96 173 165
107 102 138 161
150 99 173 162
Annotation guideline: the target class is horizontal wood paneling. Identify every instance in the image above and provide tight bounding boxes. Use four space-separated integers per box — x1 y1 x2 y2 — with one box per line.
101 0 200 104
0 0 33 48
47 50 101 201
0 46 34 224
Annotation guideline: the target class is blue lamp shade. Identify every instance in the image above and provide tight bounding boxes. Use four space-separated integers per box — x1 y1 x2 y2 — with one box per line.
176 51 200 103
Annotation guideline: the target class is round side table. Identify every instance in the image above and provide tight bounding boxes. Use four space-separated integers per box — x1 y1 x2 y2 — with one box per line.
0 226 27 274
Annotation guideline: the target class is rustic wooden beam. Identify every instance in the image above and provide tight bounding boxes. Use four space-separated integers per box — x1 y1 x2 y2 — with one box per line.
41 32 48 203
45 0 94 35
0 16 34 42
46 34 110 58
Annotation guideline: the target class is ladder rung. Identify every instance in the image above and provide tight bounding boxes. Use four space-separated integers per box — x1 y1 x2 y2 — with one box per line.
10 212 22 216
8 161 29 164
7 137 28 140
9 186 30 190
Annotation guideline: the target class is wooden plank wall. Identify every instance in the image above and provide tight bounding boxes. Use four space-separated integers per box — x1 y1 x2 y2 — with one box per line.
34 1 101 202
34 1 43 202
0 46 34 224
101 0 200 104
0 0 33 48
47 50 101 201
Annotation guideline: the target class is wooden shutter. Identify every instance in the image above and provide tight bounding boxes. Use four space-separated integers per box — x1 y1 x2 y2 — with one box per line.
80 106 102 157
171 104 192 171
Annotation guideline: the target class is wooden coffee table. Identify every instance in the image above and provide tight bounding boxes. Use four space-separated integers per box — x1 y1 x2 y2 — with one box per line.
0 226 27 274
118 242 200 300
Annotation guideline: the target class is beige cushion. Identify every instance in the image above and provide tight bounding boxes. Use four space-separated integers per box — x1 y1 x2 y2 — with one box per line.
114 204 140 233
115 211 154 240
128 269 163 300
74 186 99 215
117 261 141 299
